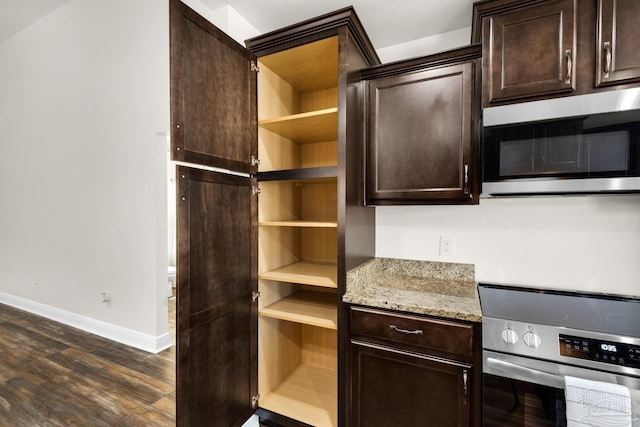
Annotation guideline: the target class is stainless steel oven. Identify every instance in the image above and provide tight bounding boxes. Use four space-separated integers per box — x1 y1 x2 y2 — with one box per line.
478 283 640 426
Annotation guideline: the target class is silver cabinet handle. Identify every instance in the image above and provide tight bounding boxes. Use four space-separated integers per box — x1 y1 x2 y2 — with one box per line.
464 164 470 196
604 41 611 79
463 369 469 404
565 49 572 85
389 325 423 335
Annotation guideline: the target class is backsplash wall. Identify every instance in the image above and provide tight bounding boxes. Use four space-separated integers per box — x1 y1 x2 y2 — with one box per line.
375 195 640 297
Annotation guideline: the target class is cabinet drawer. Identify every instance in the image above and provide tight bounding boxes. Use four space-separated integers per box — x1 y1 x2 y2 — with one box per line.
350 306 474 357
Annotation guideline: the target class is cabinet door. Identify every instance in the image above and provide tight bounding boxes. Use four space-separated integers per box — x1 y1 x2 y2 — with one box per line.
367 62 476 204
170 0 257 173
596 0 640 87
351 340 471 427
484 0 576 104
176 167 257 427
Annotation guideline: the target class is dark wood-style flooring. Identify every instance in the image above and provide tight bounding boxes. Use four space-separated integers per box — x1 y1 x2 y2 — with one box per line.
0 299 176 426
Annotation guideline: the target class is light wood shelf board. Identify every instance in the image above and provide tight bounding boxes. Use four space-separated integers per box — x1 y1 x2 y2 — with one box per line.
259 108 338 144
259 220 337 228
260 363 337 427
259 290 337 330
259 261 337 288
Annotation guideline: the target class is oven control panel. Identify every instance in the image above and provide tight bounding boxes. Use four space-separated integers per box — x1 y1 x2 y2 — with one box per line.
560 334 640 369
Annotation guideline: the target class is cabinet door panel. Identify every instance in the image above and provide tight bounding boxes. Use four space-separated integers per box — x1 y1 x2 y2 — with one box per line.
170 0 257 173
351 340 471 427
596 0 640 86
484 0 576 104
367 62 475 203
176 166 257 427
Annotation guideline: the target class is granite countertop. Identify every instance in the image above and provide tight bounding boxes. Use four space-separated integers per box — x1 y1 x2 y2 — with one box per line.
343 258 482 322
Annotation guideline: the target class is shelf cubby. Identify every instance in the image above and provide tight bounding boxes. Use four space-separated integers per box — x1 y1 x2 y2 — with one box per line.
259 289 337 329
256 34 340 427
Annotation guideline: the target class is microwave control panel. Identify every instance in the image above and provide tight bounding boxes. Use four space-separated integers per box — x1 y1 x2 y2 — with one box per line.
560 334 640 369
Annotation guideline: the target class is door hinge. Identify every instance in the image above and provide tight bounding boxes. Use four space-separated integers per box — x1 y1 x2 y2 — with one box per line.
252 291 260 302
252 393 260 408
251 186 261 196
251 155 260 167
250 61 260 73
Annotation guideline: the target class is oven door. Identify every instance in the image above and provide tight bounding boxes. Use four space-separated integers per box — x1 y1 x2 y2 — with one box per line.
483 350 640 427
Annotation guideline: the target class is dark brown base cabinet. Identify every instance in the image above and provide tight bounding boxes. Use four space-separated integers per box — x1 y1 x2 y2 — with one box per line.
349 307 482 427
362 45 482 205
472 0 640 107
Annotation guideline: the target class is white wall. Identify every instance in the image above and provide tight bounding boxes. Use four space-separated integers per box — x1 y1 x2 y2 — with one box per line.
377 27 471 63
376 195 640 296
181 1 259 45
0 0 170 351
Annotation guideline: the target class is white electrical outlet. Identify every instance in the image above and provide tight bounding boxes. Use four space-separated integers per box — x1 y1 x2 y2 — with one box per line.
439 235 455 256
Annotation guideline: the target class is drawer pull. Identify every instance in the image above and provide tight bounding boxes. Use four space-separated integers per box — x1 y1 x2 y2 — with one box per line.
390 325 423 335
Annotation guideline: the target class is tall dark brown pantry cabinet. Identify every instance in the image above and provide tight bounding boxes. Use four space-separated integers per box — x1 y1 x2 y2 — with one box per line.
170 1 379 426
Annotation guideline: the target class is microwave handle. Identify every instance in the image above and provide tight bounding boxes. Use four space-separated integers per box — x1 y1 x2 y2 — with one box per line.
486 357 565 389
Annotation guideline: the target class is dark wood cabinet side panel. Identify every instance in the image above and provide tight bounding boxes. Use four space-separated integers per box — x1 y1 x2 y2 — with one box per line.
351 341 471 427
170 0 257 173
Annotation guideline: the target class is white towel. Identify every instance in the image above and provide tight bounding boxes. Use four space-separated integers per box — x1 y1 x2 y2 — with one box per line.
565 375 632 427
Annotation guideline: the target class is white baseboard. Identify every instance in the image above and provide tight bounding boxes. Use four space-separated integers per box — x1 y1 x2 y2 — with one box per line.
0 292 172 354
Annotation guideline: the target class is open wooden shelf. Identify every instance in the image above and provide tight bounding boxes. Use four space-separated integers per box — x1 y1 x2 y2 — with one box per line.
259 108 338 144
259 261 337 288
258 36 339 93
259 363 337 427
259 290 337 329
259 220 337 228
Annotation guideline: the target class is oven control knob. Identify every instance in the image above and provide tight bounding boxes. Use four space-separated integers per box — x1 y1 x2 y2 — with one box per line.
501 327 519 344
523 331 541 348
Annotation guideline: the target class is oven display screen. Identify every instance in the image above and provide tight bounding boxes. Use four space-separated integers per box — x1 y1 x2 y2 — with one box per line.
560 334 640 369
600 343 617 353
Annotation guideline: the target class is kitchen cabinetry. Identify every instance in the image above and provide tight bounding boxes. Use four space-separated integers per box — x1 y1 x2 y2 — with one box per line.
171 1 378 426
596 0 640 87
472 0 640 107
349 306 482 427
480 0 576 105
362 45 481 205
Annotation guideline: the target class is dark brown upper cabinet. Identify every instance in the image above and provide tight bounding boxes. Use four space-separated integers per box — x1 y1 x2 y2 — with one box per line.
363 45 482 205
472 0 640 107
170 1 378 426
596 0 640 87
482 0 577 105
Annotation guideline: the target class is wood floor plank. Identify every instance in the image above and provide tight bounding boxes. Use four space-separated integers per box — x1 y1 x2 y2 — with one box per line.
0 302 177 425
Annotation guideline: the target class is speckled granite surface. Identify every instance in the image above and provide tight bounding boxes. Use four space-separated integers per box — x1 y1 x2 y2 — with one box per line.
343 258 482 322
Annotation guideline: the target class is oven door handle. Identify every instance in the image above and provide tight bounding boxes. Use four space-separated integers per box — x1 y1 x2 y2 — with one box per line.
486 357 565 389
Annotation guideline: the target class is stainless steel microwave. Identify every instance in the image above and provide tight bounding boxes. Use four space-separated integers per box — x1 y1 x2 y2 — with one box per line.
482 88 640 197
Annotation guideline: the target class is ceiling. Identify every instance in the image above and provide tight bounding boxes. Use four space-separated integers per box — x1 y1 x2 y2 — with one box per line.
0 0 476 49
